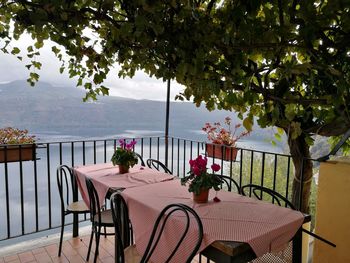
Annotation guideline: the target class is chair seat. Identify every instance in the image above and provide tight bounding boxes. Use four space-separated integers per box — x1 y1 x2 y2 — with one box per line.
93 209 114 226
67 200 89 212
124 245 143 263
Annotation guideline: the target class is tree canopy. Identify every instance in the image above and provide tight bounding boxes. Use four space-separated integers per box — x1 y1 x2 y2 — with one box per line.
1 0 350 211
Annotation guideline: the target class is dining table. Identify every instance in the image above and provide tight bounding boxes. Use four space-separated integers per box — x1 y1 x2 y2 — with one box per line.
73 163 175 206
72 162 309 263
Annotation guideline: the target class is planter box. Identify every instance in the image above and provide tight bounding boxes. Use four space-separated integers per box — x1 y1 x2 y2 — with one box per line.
0 144 36 163
206 144 238 161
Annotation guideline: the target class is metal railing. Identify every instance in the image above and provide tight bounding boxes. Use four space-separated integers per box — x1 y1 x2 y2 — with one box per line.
0 136 295 242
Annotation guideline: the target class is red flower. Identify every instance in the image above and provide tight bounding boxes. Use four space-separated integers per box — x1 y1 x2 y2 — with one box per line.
213 196 221 202
192 166 201 176
211 163 221 172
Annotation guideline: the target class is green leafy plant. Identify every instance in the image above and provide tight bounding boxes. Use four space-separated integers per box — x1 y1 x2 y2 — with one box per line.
181 155 221 195
0 127 36 145
111 139 138 168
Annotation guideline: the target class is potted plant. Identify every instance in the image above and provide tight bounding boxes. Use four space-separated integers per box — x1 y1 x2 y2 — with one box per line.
202 117 250 161
0 127 36 163
111 139 138 174
181 155 221 203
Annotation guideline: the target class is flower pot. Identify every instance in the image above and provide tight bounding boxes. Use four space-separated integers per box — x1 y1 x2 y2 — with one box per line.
206 144 238 161
0 144 36 163
193 188 210 203
118 165 129 174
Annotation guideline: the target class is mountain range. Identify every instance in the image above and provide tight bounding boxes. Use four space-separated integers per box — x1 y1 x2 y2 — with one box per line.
0 80 280 150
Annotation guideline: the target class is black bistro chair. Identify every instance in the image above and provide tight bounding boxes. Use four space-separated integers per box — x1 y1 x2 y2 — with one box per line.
134 152 146 167
56 165 89 257
111 192 203 263
240 184 296 262
241 184 295 209
146 158 172 174
85 178 115 263
218 175 241 194
199 175 241 261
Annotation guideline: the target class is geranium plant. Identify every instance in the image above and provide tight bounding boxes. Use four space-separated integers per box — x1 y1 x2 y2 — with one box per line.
181 155 221 195
202 117 250 146
0 127 36 144
111 139 138 168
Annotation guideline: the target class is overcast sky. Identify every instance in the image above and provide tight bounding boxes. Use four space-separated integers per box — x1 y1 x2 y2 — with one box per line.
0 35 184 101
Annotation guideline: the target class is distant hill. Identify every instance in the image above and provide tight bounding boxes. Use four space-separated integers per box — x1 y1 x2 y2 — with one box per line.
0 80 281 150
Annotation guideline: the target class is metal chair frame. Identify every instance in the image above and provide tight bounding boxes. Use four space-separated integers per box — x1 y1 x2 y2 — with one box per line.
218 175 241 194
111 193 203 263
86 178 115 263
134 152 145 167
146 158 172 174
241 184 295 209
56 165 89 257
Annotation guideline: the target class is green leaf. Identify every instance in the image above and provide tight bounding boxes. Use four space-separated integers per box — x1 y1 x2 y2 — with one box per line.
51 46 60 55
277 127 284 135
243 116 253 131
11 47 20 55
290 122 302 140
274 133 282 141
34 41 43 49
100 85 109 96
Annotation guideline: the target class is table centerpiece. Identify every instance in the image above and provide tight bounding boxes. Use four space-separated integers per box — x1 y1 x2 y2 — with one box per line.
111 139 138 174
181 155 221 203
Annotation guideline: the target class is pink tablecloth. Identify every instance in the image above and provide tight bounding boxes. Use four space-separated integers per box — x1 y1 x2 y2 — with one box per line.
122 179 304 263
73 163 174 206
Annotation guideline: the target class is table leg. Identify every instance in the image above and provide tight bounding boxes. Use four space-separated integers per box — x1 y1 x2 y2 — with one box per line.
73 178 79 237
292 228 303 263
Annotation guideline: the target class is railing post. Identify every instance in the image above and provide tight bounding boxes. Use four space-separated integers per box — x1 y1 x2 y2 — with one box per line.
164 79 171 167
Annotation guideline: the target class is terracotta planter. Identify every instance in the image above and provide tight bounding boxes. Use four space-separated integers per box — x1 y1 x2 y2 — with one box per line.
193 188 210 203
118 165 130 174
206 143 238 161
0 144 36 163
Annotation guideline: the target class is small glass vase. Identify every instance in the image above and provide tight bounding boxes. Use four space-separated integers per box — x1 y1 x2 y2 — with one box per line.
193 188 209 203
118 165 129 174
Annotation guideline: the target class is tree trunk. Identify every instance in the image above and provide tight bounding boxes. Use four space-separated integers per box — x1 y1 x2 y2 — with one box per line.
286 131 313 213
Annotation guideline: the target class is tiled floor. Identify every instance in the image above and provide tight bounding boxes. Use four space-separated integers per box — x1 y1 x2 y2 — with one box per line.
1 234 201 263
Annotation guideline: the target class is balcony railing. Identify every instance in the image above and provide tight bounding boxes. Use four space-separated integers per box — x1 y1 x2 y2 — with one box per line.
0 136 295 243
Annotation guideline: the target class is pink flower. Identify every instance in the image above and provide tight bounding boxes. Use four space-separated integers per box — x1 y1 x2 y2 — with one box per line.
211 163 221 172
125 140 137 150
119 139 126 148
202 117 250 146
119 139 137 150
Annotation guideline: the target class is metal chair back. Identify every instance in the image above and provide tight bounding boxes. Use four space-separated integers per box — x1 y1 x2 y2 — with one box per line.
134 152 145 166
146 158 172 174
218 175 241 194
111 193 203 263
56 165 77 213
241 184 295 209
110 192 133 263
